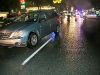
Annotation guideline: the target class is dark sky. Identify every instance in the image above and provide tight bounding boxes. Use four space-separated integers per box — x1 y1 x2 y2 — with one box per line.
0 0 100 12
73 0 93 9
63 0 94 9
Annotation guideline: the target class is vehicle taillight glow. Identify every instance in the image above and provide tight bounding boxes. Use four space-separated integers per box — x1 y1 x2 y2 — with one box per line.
55 17 60 22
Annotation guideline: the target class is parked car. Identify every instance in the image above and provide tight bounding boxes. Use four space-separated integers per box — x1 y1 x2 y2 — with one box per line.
82 13 99 35
0 10 61 48
0 17 5 27
2 19 14 26
85 14 97 19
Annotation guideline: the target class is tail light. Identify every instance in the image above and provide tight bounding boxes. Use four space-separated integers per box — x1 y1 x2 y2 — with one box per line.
55 17 60 22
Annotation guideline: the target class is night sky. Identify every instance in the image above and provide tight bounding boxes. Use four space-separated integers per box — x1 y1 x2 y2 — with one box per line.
0 0 100 12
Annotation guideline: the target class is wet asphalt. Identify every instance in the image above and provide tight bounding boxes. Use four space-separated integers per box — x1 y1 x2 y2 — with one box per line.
0 16 100 75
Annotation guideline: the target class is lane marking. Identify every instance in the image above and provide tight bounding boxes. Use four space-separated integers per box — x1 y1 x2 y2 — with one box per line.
21 38 52 66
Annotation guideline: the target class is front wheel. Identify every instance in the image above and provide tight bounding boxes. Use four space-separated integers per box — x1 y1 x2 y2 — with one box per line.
54 25 60 35
27 33 38 48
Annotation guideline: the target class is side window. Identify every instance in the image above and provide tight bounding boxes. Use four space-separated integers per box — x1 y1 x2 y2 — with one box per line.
46 12 53 19
52 11 59 18
33 13 38 21
26 13 38 22
25 14 29 21
40 13 47 22
28 13 33 20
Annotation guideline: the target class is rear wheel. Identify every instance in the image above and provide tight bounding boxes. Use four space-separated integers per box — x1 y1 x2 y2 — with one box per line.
27 33 38 48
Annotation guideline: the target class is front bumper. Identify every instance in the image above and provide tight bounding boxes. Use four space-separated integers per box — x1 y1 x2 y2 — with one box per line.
0 39 27 48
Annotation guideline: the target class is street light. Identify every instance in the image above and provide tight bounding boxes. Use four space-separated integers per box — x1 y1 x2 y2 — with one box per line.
53 0 62 4
53 0 62 11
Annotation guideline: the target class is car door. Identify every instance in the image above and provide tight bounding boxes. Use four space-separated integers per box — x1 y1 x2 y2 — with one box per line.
47 11 57 32
39 12 50 37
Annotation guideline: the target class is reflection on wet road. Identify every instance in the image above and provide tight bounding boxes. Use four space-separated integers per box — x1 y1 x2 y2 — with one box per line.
59 17 100 75
0 16 100 75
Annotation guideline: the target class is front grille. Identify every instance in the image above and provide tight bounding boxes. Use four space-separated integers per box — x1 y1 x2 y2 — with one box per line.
0 32 12 40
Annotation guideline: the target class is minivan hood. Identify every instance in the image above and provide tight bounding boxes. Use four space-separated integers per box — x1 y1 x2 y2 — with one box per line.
0 22 34 31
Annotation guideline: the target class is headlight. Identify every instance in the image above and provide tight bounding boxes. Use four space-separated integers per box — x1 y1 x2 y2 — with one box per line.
10 30 24 38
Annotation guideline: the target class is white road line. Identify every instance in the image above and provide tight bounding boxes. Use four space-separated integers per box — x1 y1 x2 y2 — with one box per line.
21 38 52 66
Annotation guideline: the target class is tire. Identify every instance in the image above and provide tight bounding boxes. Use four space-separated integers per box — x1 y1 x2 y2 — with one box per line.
54 25 60 35
27 33 38 48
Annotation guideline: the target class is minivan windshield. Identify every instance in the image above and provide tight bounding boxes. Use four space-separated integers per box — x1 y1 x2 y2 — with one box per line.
14 13 39 22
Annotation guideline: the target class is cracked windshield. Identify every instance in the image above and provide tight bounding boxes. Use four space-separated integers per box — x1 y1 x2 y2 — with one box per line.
0 0 100 75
